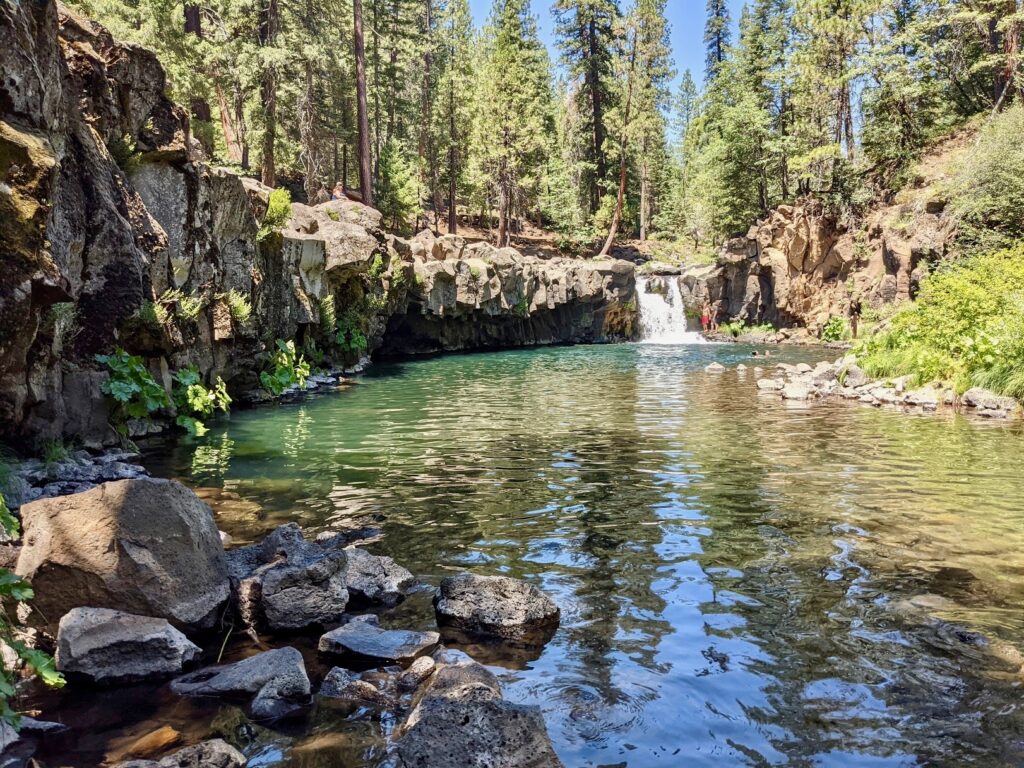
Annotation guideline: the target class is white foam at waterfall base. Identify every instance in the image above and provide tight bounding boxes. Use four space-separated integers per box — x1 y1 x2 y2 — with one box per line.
636 277 707 344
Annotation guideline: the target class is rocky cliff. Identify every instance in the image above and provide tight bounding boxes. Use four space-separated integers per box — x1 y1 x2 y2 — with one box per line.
0 1 635 447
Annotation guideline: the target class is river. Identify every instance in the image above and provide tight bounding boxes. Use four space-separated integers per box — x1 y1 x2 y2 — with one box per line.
36 343 1024 767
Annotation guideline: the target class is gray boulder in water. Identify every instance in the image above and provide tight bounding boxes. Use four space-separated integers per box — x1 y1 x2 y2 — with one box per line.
341 546 415 607
170 647 311 720
318 621 439 666
434 573 560 645
15 478 230 631
109 739 246 768
56 607 200 684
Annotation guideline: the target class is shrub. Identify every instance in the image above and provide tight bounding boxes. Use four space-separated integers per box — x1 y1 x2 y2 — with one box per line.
135 300 168 330
0 490 64 725
259 340 310 396
160 288 204 321
821 316 848 342
172 366 231 436
858 245 1024 397
950 105 1024 252
319 295 337 335
257 188 292 242
47 303 79 348
40 439 68 466
96 349 170 421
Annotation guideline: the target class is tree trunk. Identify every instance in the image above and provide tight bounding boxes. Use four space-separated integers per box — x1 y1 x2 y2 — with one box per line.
586 17 607 211
215 83 243 163
258 0 279 188
448 71 458 234
300 61 324 203
599 32 637 258
639 159 649 242
354 0 374 206
497 145 509 248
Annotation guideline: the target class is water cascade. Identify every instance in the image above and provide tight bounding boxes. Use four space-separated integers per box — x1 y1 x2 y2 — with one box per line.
636 276 707 344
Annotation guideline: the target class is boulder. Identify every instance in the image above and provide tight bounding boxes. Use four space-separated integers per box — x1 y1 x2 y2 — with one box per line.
394 653 562 768
781 382 812 401
842 364 869 388
318 622 439 666
341 547 415 607
319 667 395 710
434 573 560 645
398 656 436 692
56 607 200 684
962 387 1018 414
756 378 784 391
171 647 311 720
226 523 348 632
16 479 230 630
704 362 726 373
109 739 246 768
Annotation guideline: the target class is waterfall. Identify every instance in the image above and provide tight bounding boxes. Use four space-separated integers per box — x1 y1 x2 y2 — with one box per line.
636 276 707 345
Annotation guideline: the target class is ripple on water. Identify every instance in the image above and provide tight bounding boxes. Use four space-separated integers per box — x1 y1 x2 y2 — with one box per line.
37 343 1024 767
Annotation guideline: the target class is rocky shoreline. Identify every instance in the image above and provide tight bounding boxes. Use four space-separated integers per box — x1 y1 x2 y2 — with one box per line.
750 357 1020 420
4 478 566 767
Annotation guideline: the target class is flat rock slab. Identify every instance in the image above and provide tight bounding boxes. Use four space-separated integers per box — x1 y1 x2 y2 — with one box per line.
56 607 200 684
318 622 439 665
434 573 560 645
171 647 310 720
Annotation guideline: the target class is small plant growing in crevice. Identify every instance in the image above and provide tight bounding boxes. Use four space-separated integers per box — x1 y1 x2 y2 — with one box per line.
319 295 337 335
172 366 231 436
40 439 68 466
326 208 340 222
0 491 64 726
257 188 292 242
96 349 170 421
514 296 529 317
46 303 79 349
160 288 204 321
135 300 168 330
221 290 252 325
259 340 310 396
368 253 387 278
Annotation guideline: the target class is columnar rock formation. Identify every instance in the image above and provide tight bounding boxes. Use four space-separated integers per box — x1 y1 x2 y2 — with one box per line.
0 0 637 447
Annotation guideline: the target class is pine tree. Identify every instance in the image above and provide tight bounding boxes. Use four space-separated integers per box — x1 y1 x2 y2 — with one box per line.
704 0 731 81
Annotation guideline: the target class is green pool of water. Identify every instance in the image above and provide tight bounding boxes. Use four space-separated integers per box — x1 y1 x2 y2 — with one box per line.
42 344 1024 766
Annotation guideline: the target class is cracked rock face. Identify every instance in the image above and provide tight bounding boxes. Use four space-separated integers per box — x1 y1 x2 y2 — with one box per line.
56 607 200 684
15 478 230 631
434 573 560 646
170 647 311 721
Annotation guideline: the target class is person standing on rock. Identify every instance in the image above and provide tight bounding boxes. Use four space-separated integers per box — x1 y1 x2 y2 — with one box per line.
710 301 722 334
849 296 863 339
701 302 711 334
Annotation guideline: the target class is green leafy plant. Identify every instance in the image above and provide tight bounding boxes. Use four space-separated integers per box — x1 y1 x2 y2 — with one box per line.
368 254 387 278
96 349 171 421
135 300 168 330
259 340 310 396
160 288 204 321
47 303 79 348
822 316 849 342
319 295 337 335
40 439 68 466
514 296 529 317
257 188 292 242
172 366 231 436
469 265 482 281
0 491 64 727
335 309 368 355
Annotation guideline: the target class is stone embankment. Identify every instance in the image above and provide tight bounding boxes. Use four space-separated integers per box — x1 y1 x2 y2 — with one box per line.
6 477 566 767
0 0 636 449
751 358 1020 420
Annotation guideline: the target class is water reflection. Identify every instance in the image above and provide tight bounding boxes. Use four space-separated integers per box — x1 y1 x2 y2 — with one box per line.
70 344 1024 766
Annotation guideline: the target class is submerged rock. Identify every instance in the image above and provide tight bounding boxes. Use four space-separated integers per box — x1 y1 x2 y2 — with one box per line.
16 479 230 630
171 647 311 720
109 739 246 768
341 546 415 607
56 607 200 684
434 573 560 645
318 622 439 666
319 667 396 710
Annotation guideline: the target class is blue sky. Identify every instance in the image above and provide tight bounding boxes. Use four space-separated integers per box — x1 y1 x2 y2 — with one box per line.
467 0 745 90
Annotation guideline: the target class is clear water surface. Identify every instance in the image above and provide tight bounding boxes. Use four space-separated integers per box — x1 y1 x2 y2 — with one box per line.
38 343 1024 767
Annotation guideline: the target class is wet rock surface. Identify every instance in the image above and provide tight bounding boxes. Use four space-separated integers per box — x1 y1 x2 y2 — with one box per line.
109 739 246 768
170 647 311 721
2 450 149 511
318 622 439 666
16 478 230 630
56 607 200 684
341 546 415 607
434 573 560 645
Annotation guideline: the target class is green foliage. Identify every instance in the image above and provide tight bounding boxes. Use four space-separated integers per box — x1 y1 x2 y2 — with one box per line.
821 316 849 342
325 209 340 222
0 490 64 727
858 246 1024 398
319 295 337 336
368 254 387 279
335 310 368 356
46 303 79 349
109 133 141 173
721 320 775 338
950 105 1024 253
222 290 252 325
135 300 168 330
259 340 310 396
514 296 529 317
40 439 68 466
96 349 170 421
374 139 422 234
257 189 292 242
172 366 231 437
160 289 204 321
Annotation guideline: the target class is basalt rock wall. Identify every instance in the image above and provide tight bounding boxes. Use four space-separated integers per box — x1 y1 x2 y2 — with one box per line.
0 1 635 447
674 197 953 332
